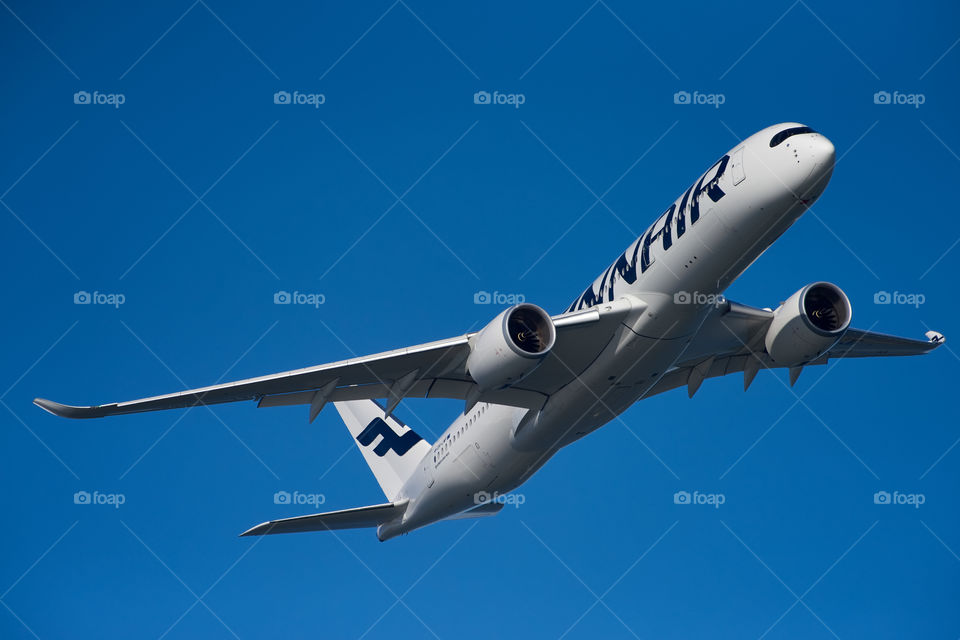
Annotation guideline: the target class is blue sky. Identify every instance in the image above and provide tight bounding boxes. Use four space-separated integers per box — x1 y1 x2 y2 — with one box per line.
1 1 958 638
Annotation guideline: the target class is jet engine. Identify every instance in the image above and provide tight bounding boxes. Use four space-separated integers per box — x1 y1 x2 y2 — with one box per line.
764 282 851 365
466 303 556 391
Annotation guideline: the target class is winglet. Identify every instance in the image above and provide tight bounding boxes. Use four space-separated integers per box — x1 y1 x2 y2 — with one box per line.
925 330 945 345
33 398 114 419
239 521 273 537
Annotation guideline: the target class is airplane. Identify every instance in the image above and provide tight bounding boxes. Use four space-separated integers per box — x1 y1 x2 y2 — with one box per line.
34 122 945 541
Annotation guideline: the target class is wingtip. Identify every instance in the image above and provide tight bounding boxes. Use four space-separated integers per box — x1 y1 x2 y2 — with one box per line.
239 521 271 537
925 330 945 347
32 398 113 419
33 398 69 417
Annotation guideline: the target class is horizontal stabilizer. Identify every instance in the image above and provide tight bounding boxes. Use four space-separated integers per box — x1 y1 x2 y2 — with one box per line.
239 501 407 537
443 501 504 521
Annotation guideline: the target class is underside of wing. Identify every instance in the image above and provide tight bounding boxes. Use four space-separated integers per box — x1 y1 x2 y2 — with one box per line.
34 299 633 420
34 335 473 418
827 328 945 358
644 297 944 399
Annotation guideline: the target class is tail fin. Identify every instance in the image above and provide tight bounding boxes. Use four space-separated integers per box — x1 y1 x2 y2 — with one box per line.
334 400 431 501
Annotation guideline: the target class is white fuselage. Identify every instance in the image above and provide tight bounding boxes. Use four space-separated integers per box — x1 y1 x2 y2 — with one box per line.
379 123 836 540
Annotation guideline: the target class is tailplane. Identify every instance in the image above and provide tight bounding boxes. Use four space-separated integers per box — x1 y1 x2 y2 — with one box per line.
240 501 407 536
334 400 431 501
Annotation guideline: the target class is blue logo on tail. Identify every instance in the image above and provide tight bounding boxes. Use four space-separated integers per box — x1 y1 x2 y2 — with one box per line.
356 418 423 457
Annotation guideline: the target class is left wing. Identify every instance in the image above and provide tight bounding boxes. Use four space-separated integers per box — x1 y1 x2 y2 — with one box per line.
645 299 945 398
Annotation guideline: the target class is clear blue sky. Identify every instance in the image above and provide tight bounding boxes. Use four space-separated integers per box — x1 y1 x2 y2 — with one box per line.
2 1 958 638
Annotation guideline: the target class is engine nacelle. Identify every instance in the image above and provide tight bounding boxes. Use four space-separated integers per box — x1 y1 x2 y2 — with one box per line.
466 303 556 391
764 282 852 365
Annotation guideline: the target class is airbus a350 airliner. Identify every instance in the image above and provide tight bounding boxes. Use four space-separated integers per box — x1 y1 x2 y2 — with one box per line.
36 123 944 541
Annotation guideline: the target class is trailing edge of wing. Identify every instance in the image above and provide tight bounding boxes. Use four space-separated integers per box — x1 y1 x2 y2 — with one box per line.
239 501 407 536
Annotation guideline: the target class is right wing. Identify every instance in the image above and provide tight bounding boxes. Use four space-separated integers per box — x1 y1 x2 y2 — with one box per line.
34 299 635 420
35 334 477 419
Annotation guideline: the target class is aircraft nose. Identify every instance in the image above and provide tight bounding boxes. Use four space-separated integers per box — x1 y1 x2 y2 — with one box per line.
808 134 835 173
809 134 835 166
798 134 835 202
767 125 835 203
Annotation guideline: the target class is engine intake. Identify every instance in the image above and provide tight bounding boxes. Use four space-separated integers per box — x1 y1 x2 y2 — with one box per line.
467 303 556 391
764 282 851 365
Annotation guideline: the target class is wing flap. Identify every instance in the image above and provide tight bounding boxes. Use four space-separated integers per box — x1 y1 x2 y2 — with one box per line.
254 380 548 411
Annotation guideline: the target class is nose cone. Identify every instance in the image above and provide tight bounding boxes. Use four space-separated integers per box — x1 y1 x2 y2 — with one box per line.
811 134 836 164
765 124 835 204
799 133 835 203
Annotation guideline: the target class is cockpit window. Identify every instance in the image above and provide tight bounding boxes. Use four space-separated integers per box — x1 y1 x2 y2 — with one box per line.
769 126 817 147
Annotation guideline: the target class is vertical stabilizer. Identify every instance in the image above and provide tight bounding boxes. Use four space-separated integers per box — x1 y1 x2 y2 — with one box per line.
333 400 431 501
